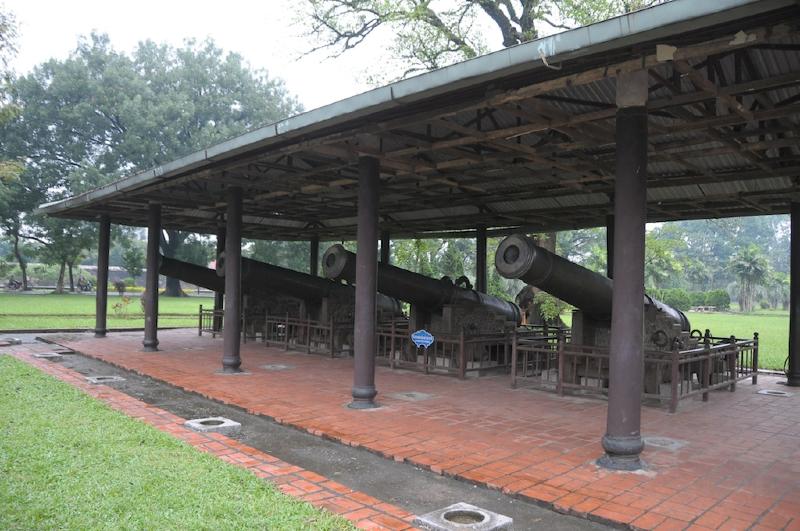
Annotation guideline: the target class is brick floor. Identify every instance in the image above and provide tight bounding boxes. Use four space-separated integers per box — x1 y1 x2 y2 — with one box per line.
29 329 800 530
5 346 417 531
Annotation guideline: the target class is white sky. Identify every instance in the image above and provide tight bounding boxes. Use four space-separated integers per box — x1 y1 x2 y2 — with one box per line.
6 0 401 111
5 0 518 111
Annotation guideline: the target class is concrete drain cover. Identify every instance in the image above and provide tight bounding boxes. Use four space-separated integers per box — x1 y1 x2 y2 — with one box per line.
387 391 434 402
643 436 687 451
184 417 241 435
415 502 512 531
758 389 792 397
32 352 64 361
85 375 126 384
0 337 22 346
261 364 294 371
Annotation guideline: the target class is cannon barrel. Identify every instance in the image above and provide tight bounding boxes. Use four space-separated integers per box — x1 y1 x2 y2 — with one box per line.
161 254 402 316
495 234 689 330
323 244 521 323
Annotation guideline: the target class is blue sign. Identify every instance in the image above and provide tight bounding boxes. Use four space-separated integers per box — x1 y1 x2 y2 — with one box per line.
411 329 435 349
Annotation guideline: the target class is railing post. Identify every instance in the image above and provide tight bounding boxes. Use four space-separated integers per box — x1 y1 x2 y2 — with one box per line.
510 328 518 389
198 305 203 337
284 312 290 351
670 346 680 413
306 317 312 354
557 334 565 396
752 332 759 384
390 320 396 369
458 328 466 380
242 309 247 344
702 339 711 402
729 335 737 392
329 317 335 358
423 344 429 374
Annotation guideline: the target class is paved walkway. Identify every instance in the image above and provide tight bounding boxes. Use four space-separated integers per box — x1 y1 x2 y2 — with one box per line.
7 346 416 530
43 329 800 530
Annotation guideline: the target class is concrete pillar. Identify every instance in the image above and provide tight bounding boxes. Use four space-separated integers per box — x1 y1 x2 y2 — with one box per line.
222 187 243 372
788 202 800 386
600 70 648 470
606 214 615 279
350 156 380 409
213 226 225 332
380 230 391 264
476 226 488 293
94 215 111 338
143 203 161 352
310 236 320 276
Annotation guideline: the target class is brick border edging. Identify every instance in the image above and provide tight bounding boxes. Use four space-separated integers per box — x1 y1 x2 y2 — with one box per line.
6 351 418 531
61 346 643 530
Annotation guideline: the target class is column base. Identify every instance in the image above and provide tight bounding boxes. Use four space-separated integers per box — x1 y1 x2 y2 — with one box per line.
349 385 378 409
786 375 800 387
599 434 645 471
597 453 645 471
94 329 107 338
142 339 159 352
222 357 241 372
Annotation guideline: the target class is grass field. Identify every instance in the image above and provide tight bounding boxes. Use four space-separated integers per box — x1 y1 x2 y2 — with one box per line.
0 355 351 530
687 309 787 371
0 293 210 330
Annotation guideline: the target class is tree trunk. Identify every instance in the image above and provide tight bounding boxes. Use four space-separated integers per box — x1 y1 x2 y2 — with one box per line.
12 232 28 291
160 229 186 297
67 261 75 292
163 276 185 297
55 260 66 294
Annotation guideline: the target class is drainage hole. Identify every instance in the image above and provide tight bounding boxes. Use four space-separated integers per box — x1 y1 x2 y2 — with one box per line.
199 420 225 426
443 510 486 524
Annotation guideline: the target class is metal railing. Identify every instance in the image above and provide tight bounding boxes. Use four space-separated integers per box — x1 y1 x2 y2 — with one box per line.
263 313 338 357
512 330 758 412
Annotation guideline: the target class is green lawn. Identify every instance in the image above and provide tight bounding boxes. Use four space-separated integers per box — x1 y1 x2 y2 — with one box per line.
687 310 787 371
0 293 210 330
0 355 351 530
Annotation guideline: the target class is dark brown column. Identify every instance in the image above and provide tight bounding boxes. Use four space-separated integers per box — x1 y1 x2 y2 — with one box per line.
788 202 800 386
476 226 488 293
143 203 161 351
380 230 391 264
606 214 615 279
600 70 648 470
213 225 225 332
94 215 111 338
310 236 320 276
350 156 380 409
222 187 243 372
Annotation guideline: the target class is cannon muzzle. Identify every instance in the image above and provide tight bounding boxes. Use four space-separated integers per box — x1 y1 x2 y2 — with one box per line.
495 234 689 331
323 244 520 323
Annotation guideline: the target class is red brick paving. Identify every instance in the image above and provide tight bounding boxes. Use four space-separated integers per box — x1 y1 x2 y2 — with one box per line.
27 329 800 530
5 346 417 531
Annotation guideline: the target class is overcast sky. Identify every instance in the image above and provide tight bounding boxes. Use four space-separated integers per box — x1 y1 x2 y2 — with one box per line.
6 0 397 111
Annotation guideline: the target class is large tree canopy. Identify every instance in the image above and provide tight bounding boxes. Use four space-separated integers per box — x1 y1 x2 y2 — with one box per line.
0 34 302 292
304 0 663 78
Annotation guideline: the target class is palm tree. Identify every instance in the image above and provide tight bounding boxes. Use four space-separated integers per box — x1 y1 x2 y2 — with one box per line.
729 245 770 312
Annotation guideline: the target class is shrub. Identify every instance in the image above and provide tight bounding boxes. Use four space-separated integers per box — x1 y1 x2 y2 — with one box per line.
113 280 126 296
689 291 706 306
661 288 691 311
705 289 731 311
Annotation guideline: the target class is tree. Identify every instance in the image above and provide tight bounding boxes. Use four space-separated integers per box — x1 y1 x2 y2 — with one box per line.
644 233 683 289
304 0 664 80
1 34 302 295
31 217 96 293
120 240 145 280
729 244 770 313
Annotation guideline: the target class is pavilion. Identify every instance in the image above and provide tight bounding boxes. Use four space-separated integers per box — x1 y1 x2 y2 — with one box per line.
38 0 800 470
